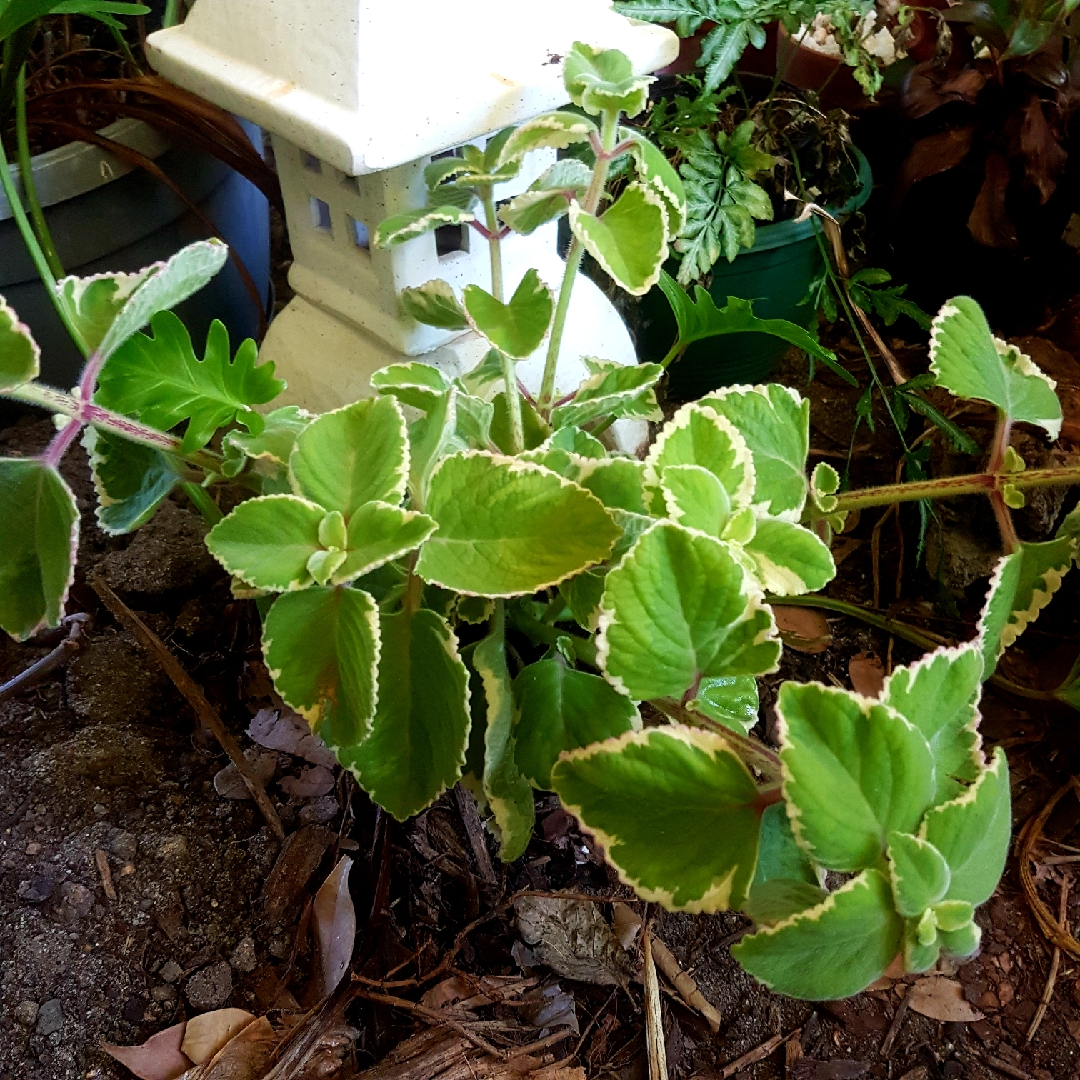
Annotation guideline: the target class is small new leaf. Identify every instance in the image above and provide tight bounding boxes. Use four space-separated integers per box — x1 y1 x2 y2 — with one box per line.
463 269 554 359
563 41 653 118
400 280 468 330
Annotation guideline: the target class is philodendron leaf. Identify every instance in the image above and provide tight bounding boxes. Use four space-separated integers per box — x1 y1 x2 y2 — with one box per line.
598 523 780 701
416 452 620 597
922 747 1011 908
498 159 593 235
690 674 760 735
373 205 475 248
83 427 184 535
564 41 652 118
400 280 468 330
463 269 554 359
776 682 935 873
646 402 755 512
96 313 282 453
620 129 686 239
0 459 79 640
514 653 640 789
552 726 764 912
290 397 408 518
881 643 982 804
341 608 470 821
732 869 905 1000
475 621 534 861
657 273 850 387
743 518 836 597
978 540 1074 677
263 585 379 748
496 111 599 166
550 360 663 430
702 385 811 520
569 183 668 297
371 363 453 412
887 832 951 917
929 296 1062 437
0 296 40 388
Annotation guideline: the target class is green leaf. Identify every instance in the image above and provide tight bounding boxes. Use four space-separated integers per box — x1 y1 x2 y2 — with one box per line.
400 280 468 330
563 41 652 118
0 295 40 388
222 405 313 480
660 464 732 535
0 459 79 640
371 362 453 412
551 423 607 458
334 502 437 583
550 360 663 429
290 397 408 517
461 348 506 397
497 112 599 165
373 205 475 248
416 452 619 597
939 920 982 958
514 654 639 789
570 184 668 297
410 388 465 505
598 523 780 701
743 518 835 597
620 129 686 239
475 619 535 861
929 296 1062 437
342 608 470 821
552 725 764 911
456 595 494 624
646 401 755 511
454 390 495 451
96 312 282 453
922 747 1011 907
743 879 829 925
887 832 951 917
977 540 1074 677
702 384 811 519
745 803 825 923
55 266 156 354
498 159 593 235
690 674 760 735
576 457 649 515
463 269 554 359
882 643 983 803
733 870 905 1000
263 585 379 747
491 390 551 453
776 683 936 873
206 495 325 591
657 273 850 385
83 427 184 535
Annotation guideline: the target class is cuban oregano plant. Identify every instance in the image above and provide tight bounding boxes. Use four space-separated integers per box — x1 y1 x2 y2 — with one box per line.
1 43 1077 1001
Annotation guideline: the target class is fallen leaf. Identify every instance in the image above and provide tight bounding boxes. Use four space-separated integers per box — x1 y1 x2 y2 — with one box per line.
515 897 632 987
968 153 1018 250
772 606 832 653
893 127 974 208
279 765 336 799
102 1022 191 1080
521 982 579 1033
313 855 355 998
1020 95 1067 204
908 976 985 1022
181 1009 257 1065
612 902 643 951
198 1016 277 1080
848 652 885 698
420 976 473 1011
248 708 336 768
214 750 276 800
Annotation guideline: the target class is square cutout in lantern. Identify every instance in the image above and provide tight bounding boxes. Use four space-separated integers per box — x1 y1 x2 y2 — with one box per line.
310 197 333 234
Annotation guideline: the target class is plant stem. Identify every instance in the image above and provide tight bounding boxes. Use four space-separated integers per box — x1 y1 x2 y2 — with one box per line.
509 606 597 667
537 109 620 416
0 131 89 357
181 482 222 527
15 67 65 280
986 409 1019 554
765 594 944 651
163 0 184 26
6 382 222 473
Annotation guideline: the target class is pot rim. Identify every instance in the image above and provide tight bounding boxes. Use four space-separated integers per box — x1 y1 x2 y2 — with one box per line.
0 117 169 223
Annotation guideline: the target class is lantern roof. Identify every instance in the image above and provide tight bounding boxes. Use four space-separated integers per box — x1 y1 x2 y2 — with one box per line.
147 0 678 176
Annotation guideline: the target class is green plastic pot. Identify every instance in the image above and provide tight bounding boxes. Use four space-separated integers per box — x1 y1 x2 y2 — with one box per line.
639 148 872 400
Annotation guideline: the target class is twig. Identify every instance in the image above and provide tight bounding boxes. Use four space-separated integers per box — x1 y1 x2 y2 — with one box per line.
89 575 284 839
0 614 87 704
880 985 909 1058
970 1049 1034 1080
644 931 669 1080
1027 873 1071 1043
455 783 497 886
649 935 721 1033
573 986 619 1059
95 848 116 901
715 1030 799 1078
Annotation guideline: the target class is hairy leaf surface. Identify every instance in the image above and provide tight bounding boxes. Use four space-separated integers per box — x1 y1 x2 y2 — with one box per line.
0 296 40 388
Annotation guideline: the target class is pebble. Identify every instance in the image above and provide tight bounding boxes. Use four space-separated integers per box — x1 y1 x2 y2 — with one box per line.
17 875 55 904
56 881 94 922
150 984 177 1004
230 936 257 973
14 1001 38 1027
36 999 63 1036
186 961 233 1010
24 843 40 856
110 831 138 861
159 960 183 983
299 794 339 825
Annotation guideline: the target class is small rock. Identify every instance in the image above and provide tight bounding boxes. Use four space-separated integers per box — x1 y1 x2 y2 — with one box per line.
110 831 137 861
150 984 177 1004
93 803 108 818
55 881 93 922
269 935 291 960
14 1001 38 1027
299 794 340 825
159 960 183 983
214 751 277 800
24 843 40 856
230 936 257 973
36 999 63 1036
17 875 55 904
186 961 233 1011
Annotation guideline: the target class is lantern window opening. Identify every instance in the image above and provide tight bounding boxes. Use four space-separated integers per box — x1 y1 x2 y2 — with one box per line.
310 196 333 235
348 215 370 252
435 223 469 258
301 151 322 174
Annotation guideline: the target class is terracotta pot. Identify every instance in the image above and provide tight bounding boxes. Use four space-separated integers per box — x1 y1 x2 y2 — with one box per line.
775 23 869 110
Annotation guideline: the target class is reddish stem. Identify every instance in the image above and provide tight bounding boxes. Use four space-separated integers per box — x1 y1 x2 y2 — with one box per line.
43 418 81 468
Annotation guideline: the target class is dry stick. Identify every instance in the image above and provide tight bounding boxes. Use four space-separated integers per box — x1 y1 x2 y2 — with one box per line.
649 935 722 1034
1027 873 1071 1043
643 931 669 1080
715 1029 799 1079
90 576 284 840
455 783 497 886
94 848 116 901
0 614 87 704
880 985 910 1059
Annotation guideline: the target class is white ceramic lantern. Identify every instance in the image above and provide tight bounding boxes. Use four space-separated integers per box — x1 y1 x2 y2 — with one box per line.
145 1 677 414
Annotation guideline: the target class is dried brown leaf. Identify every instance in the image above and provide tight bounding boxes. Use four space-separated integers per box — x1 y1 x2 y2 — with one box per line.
196 1016 277 1080
772 607 832 653
1020 96 1067 204
181 1009 257 1065
968 153 1019 249
313 856 356 999
102 1022 191 1080
515 897 632 986
279 765 336 799
908 976 986 1022
848 653 886 699
248 709 336 769
214 751 276 800
893 127 975 209
612 902 643 951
